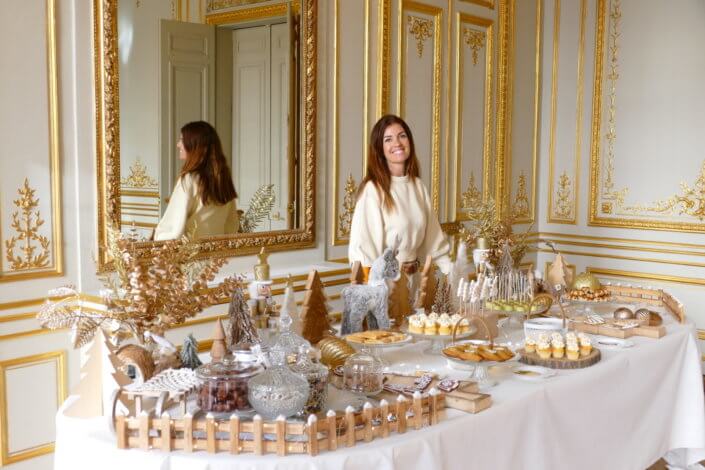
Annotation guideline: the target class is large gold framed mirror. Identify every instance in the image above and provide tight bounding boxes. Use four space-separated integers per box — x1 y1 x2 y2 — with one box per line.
94 0 317 270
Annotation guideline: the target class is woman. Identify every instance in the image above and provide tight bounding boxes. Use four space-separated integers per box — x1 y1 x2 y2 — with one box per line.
154 121 239 240
348 114 451 280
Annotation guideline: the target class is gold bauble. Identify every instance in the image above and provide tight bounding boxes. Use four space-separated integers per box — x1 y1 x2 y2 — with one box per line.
317 336 356 369
571 272 601 291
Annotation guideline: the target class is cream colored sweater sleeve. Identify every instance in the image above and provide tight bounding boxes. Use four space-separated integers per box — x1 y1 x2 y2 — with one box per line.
224 199 240 234
418 181 452 274
154 175 195 241
348 182 385 266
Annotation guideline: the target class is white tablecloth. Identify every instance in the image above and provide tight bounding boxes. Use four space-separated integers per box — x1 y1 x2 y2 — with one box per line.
55 320 705 470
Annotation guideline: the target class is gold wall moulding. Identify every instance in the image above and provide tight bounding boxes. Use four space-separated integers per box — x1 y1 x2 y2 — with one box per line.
407 15 433 58
463 28 485 66
95 0 317 270
121 159 158 189
453 13 494 223
587 266 705 289
337 173 357 239
589 0 705 231
208 0 272 11
1 0 62 282
0 350 67 466
536 247 705 270
459 0 496 9
511 172 530 219
4 179 51 271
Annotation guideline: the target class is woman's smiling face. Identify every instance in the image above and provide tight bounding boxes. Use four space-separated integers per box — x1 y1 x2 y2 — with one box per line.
382 123 410 166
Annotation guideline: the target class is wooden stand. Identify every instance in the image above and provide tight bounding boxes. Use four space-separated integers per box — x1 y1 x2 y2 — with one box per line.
518 348 601 369
379 374 491 414
571 319 666 339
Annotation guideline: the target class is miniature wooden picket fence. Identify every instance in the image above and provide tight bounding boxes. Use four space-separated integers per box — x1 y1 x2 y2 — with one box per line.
603 284 686 323
115 390 445 456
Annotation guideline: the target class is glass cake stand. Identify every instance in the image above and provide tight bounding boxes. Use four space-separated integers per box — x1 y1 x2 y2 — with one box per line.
402 325 477 355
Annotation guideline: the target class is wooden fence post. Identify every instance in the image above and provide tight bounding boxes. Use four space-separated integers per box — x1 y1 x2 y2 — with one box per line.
184 413 193 452
160 412 171 452
206 413 216 453
307 414 319 456
229 414 240 454
254 415 264 455
276 415 287 456
396 395 407 434
326 410 338 451
345 406 356 447
379 399 389 438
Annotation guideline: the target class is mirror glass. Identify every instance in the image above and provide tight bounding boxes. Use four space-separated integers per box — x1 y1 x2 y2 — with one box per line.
117 1 301 240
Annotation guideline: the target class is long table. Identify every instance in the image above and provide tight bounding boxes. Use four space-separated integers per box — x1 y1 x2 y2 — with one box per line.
54 316 705 470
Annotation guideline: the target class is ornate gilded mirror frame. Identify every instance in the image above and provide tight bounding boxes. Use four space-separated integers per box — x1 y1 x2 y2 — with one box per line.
94 0 317 270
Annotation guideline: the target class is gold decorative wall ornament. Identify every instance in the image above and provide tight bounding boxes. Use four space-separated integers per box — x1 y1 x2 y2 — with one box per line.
601 0 621 198
554 172 573 220
460 172 482 210
407 15 433 58
207 0 271 11
512 173 530 219
337 173 357 239
4 179 51 271
463 28 485 66
121 158 158 188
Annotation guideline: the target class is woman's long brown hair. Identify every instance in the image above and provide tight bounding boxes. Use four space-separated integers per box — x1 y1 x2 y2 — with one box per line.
179 121 238 205
357 114 420 210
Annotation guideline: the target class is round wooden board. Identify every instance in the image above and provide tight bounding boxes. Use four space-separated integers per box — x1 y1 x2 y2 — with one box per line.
518 348 601 369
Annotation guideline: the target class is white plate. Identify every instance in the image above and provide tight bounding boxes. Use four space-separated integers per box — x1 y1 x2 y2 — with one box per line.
594 337 634 350
511 364 556 382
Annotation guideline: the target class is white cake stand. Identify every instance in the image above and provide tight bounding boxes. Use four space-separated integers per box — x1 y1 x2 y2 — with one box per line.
402 325 477 355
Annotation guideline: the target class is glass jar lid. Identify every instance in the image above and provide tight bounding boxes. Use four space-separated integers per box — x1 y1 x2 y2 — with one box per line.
195 354 263 381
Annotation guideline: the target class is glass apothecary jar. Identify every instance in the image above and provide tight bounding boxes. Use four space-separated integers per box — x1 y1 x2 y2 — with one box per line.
195 353 263 414
289 347 329 414
343 350 384 396
247 350 309 419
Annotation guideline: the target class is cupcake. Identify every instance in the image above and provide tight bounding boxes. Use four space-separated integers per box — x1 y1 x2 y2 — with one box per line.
551 332 563 344
424 318 437 335
537 340 551 359
565 332 578 344
578 334 592 356
538 333 550 344
438 316 452 335
524 337 537 353
408 314 424 334
566 340 580 360
551 337 565 359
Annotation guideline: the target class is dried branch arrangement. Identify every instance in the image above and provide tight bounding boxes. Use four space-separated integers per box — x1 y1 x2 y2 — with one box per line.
460 197 533 267
38 225 238 347
239 184 276 233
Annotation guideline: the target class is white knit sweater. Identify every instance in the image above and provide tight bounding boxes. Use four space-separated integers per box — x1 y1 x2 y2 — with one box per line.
348 175 451 274
154 173 239 241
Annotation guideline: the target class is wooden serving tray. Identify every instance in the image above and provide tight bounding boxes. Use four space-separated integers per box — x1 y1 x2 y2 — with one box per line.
518 348 601 369
379 374 491 414
571 318 666 339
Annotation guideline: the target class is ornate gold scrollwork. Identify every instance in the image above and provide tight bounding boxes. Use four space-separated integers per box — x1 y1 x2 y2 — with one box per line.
4 179 51 271
512 173 530 219
460 172 482 210
121 159 158 188
463 28 485 66
407 15 433 58
554 171 573 220
337 173 357 239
